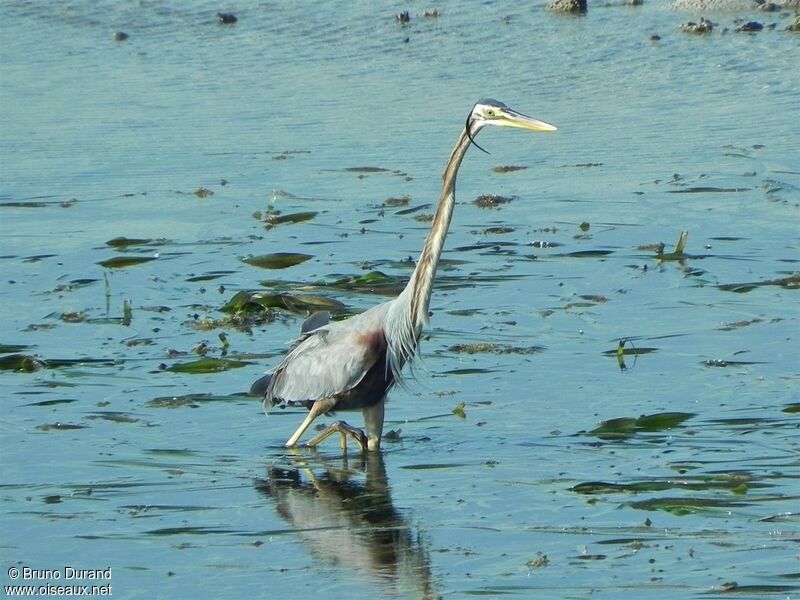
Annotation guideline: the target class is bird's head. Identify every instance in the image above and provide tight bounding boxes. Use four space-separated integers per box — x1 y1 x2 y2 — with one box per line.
466 99 556 153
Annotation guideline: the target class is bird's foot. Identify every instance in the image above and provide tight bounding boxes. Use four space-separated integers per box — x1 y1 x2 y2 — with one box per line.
306 420 368 453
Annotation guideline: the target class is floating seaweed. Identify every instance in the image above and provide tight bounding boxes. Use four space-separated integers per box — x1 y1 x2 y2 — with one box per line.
164 357 252 374
221 290 347 316
589 412 696 440
241 253 313 270
97 256 157 269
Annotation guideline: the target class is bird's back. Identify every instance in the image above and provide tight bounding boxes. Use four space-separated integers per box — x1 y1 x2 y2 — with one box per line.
264 300 397 411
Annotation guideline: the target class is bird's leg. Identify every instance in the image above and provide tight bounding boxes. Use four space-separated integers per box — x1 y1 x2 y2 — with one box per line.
362 398 385 452
306 421 368 453
284 398 337 448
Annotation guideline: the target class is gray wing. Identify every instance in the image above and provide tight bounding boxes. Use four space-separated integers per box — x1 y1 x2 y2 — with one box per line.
265 302 392 406
248 311 331 397
300 311 330 335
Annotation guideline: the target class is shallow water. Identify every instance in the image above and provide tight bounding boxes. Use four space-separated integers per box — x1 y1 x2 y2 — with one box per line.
1 1 799 598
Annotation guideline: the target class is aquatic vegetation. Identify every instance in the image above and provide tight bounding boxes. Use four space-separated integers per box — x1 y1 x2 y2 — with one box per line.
448 342 544 355
717 272 800 293
394 203 433 216
164 357 251 374
383 196 410 207
628 496 751 515
240 253 313 269
0 353 45 372
193 187 214 198
452 402 466 419
571 472 771 496
97 256 158 269
589 412 696 439
481 226 515 235
0 354 116 372
0 344 31 353
263 211 317 228
105 236 164 248
147 393 245 408
473 194 515 208
221 290 347 316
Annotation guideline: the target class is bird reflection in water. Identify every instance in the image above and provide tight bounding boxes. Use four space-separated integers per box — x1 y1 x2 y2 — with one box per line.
254 453 438 599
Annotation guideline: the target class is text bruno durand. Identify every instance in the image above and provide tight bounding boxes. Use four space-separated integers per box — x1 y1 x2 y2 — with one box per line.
6 566 112 596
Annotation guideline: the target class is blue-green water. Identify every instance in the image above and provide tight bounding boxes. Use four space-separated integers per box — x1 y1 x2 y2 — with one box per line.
1 1 798 598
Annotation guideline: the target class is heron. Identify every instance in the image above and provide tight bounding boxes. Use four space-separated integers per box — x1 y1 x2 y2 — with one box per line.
250 99 556 452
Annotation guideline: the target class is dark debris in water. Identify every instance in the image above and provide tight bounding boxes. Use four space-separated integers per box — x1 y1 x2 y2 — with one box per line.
736 21 764 33
400 462 472 470
186 270 236 283
145 526 239 536
680 18 713 34
25 398 78 407
147 393 246 408
546 0 587 14
717 272 799 293
439 367 497 375
473 194 515 209
383 196 410 207
706 583 800 595
448 342 544 355
701 359 764 368
452 240 518 253
85 411 144 425
395 203 433 216
36 422 89 431
667 186 749 194
717 318 765 331
481 226 515 235
557 249 615 258
526 553 550 569
217 12 237 24
492 165 528 173
51 279 99 293
0 198 77 208
345 166 389 173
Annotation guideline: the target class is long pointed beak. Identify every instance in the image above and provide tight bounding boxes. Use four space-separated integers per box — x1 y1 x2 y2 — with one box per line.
500 108 557 132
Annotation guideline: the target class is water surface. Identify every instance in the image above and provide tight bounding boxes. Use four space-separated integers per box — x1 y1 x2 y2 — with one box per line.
1 1 798 598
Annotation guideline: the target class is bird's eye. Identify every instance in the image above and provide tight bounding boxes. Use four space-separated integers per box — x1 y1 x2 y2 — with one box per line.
486 109 495 117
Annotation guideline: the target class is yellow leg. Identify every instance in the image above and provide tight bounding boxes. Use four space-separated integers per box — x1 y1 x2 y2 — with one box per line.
284 398 337 448
306 421 368 453
362 399 385 452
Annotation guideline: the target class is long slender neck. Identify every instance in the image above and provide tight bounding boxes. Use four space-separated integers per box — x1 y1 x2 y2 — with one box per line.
404 127 473 330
